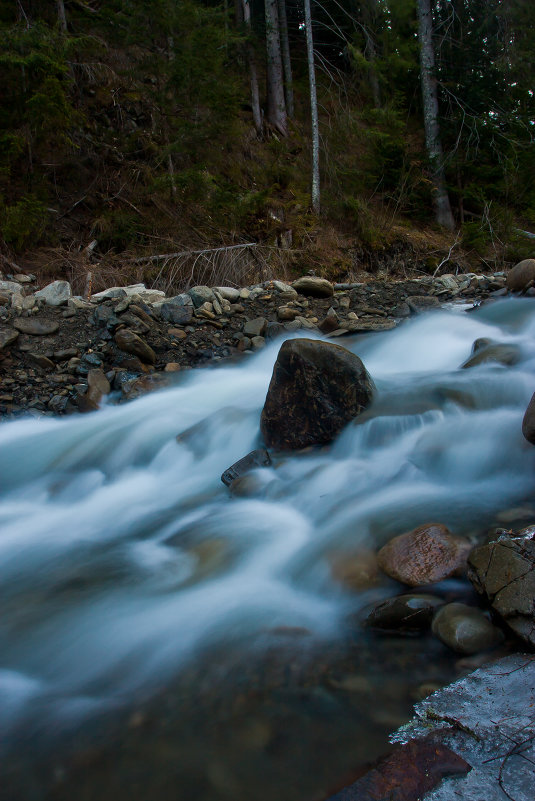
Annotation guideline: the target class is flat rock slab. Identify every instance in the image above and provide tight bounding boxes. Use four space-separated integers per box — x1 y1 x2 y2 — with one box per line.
389 655 535 801
13 318 60 336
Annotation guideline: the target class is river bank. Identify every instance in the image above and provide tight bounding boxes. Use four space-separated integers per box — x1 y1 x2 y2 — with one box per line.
0 269 509 418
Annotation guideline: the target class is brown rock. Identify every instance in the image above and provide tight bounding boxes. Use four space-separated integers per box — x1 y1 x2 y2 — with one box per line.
78 368 111 412
506 258 535 292
115 328 156 364
377 523 472 587
260 338 374 451
326 735 470 801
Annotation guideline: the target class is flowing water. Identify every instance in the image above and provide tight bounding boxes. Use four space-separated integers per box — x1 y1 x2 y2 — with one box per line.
2 298 535 800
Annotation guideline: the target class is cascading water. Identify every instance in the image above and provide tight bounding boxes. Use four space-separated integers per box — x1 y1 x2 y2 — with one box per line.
2 297 535 800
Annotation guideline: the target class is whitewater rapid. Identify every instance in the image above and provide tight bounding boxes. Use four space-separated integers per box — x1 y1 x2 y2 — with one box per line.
2 297 535 745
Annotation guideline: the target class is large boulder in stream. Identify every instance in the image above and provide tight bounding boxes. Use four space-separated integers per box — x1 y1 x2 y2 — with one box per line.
506 258 535 292
260 338 374 451
522 391 535 444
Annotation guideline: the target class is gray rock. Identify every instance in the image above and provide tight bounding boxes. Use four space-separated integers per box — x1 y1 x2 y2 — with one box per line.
160 301 193 325
91 287 128 301
506 258 535 292
431 602 504 654
251 335 265 349
365 594 444 632
260 338 375 451
34 280 72 306
188 285 215 308
216 286 241 302
115 328 156 364
391 301 411 318
0 280 23 295
292 276 334 297
243 317 267 337
13 318 59 336
468 532 535 647
47 394 69 414
265 321 285 340
0 327 18 350
221 448 272 487
343 319 397 333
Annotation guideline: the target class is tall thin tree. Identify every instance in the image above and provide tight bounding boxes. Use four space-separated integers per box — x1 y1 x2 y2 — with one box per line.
242 0 263 135
303 0 320 213
265 0 287 135
416 0 455 230
56 0 68 32
277 0 294 117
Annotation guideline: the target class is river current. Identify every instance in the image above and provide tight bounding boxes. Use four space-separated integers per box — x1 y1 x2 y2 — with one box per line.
2 298 535 799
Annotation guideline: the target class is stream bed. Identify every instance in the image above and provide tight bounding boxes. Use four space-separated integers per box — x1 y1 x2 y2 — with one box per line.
2 298 535 800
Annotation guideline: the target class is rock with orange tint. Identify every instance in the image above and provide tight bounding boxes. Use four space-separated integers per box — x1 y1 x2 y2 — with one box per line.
330 548 380 591
377 523 472 587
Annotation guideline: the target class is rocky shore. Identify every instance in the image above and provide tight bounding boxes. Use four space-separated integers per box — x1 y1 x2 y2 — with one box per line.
0 268 512 419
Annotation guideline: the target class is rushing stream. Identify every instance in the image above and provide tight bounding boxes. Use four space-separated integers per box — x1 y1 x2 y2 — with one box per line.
2 297 535 800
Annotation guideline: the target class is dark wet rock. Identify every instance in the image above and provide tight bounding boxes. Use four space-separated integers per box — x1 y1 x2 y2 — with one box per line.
27 352 55 370
506 258 535 292
77 368 111 412
406 296 440 313
160 300 193 325
53 347 79 360
260 338 375 451
265 321 285 340
221 448 271 487
76 352 104 376
365 594 444 633
0 326 18 349
243 317 267 337
377 523 472 587
391 301 411 318
292 276 334 298
461 341 520 369
47 394 69 413
91 304 121 330
327 734 470 801
431 603 504 654
318 309 340 334
251 335 265 349
522 392 535 444
468 532 535 647
13 317 60 336
120 372 170 400
115 328 156 364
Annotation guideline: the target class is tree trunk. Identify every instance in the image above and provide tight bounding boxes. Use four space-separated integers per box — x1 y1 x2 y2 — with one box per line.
242 0 263 135
416 0 455 230
277 0 294 117
265 0 287 135
56 0 68 32
303 0 320 214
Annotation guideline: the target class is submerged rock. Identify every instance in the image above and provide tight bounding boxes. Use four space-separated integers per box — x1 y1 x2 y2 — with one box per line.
461 340 520 368
377 523 472 587
365 594 444 633
260 338 374 451
468 531 535 647
431 602 504 654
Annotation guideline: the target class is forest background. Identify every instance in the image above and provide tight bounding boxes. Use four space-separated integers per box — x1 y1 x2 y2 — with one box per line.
1 0 534 293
